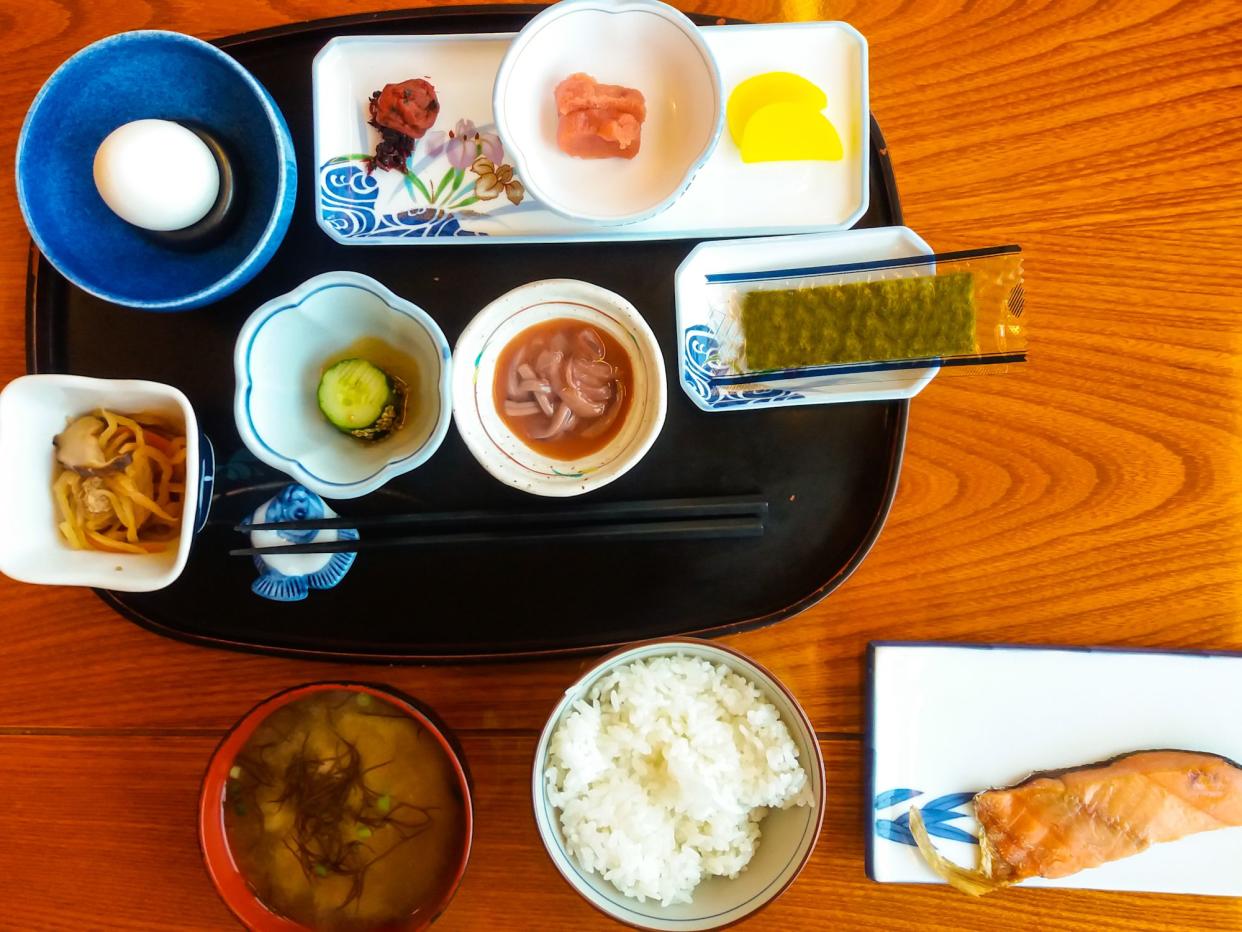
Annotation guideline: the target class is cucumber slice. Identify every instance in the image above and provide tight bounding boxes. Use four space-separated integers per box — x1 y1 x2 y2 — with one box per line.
318 359 396 435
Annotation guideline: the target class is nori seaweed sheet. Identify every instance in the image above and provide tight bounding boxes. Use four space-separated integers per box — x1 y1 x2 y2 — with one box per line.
740 272 977 370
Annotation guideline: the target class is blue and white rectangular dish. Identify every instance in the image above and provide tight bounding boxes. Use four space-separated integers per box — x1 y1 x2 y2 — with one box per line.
312 22 868 243
674 226 937 411
867 642 1242 897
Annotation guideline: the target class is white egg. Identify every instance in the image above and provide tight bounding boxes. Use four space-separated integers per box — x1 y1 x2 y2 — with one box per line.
93 119 221 232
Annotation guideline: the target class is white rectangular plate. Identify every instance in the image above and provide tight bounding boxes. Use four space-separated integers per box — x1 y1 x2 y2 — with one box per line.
674 226 936 411
312 22 868 244
867 642 1242 896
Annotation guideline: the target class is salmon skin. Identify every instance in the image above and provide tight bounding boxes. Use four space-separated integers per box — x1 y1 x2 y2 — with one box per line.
911 750 1242 895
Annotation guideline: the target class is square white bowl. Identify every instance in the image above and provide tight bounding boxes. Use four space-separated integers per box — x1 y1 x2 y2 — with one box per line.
0 374 204 591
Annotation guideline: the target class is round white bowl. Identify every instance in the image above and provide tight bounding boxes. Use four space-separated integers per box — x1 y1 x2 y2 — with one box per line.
234 271 452 500
452 279 666 497
0 374 212 591
493 0 723 224
532 638 826 931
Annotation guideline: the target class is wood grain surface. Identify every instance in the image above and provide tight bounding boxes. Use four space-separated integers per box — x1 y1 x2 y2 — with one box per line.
1 0 1240 929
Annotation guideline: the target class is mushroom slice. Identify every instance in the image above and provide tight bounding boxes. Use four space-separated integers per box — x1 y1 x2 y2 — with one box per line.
53 415 132 476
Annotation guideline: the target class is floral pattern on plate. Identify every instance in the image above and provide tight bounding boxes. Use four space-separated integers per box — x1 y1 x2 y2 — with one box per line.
321 118 535 240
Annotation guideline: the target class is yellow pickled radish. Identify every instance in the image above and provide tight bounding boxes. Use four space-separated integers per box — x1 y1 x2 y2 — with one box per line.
740 101 844 163
727 72 827 146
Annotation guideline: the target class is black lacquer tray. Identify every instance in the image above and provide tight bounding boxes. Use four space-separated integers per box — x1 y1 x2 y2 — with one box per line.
27 6 908 661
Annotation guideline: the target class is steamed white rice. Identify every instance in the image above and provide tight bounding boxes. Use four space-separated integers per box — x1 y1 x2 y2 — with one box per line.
544 654 811 906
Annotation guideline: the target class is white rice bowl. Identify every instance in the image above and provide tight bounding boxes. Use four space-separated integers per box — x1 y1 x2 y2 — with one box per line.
543 654 813 907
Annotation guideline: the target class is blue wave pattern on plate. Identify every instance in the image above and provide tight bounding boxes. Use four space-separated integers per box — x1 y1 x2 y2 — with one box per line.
683 324 803 409
320 162 481 239
873 788 978 847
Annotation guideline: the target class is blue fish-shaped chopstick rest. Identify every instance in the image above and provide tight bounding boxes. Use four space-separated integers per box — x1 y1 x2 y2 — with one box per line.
241 484 359 601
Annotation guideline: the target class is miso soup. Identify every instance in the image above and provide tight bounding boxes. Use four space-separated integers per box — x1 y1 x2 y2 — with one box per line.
222 689 467 930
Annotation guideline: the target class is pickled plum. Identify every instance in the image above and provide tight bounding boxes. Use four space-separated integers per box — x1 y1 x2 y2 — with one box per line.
372 79 440 139
366 78 440 173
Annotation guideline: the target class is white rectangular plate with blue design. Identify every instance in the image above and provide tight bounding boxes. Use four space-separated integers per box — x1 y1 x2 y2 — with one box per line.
674 226 937 411
312 23 868 243
867 642 1242 896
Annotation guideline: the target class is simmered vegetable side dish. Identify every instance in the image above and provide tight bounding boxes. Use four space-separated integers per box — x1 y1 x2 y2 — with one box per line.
52 410 186 553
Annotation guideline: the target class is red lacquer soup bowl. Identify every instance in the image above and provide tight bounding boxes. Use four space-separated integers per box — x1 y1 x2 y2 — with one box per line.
198 681 473 931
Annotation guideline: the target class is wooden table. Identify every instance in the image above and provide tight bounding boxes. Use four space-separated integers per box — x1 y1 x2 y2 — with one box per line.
2 0 1240 928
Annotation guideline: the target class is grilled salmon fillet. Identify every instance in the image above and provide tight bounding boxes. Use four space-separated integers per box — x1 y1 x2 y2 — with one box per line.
976 750 1242 882
910 749 1242 895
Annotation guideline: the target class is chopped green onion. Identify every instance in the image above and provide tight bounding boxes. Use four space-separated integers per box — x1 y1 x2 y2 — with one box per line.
377 794 391 813
228 765 242 780
314 863 329 878
357 693 372 707
356 825 373 839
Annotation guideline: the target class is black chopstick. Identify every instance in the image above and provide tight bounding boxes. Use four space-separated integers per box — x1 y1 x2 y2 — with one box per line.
229 515 764 557
237 495 768 533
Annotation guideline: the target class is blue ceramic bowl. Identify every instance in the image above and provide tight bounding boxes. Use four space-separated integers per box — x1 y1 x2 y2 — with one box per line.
15 31 296 311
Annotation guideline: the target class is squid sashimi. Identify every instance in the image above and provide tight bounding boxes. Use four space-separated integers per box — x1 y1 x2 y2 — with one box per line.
492 318 633 459
911 750 1242 896
555 73 646 159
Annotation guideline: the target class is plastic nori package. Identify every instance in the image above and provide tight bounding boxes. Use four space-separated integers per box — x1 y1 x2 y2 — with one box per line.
703 245 1026 389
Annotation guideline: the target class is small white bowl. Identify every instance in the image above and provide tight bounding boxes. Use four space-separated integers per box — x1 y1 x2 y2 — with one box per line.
452 279 666 497
533 638 826 930
233 271 452 500
493 0 724 224
0 374 211 591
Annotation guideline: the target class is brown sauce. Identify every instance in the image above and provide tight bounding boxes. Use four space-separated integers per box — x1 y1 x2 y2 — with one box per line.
493 318 634 460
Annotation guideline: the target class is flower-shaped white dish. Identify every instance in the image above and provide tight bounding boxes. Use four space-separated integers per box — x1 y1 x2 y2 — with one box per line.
452 279 666 497
533 638 826 930
0 374 211 591
234 271 452 500
493 0 723 224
